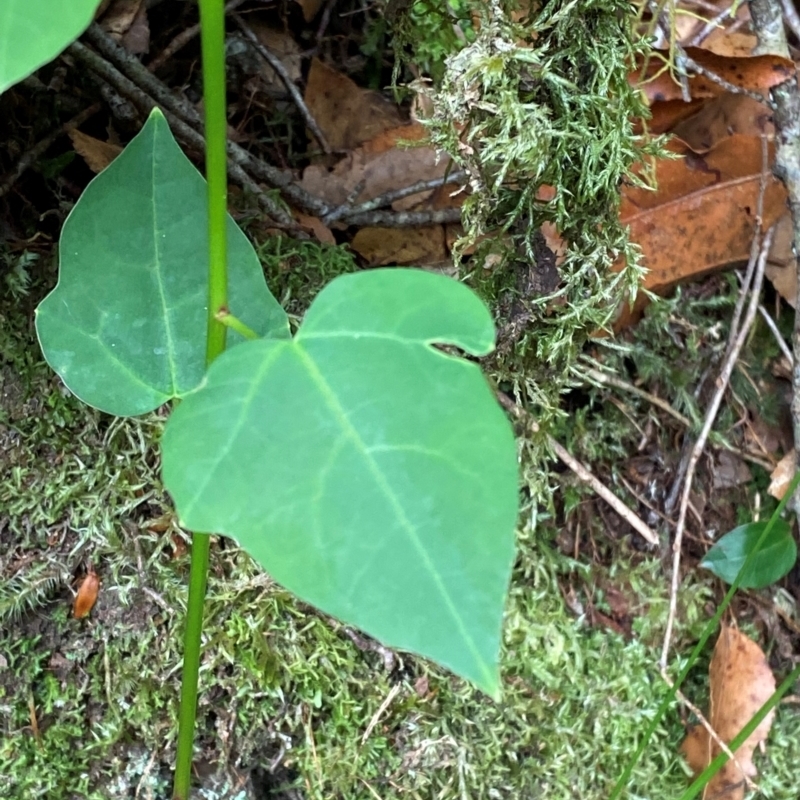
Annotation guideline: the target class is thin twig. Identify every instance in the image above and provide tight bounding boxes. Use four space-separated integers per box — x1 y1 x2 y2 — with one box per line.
496 392 660 546
342 207 462 227
780 0 800 44
80 23 331 218
147 0 247 72
681 53 773 107
584 366 693 428
688 2 737 47
660 228 774 670
232 14 331 153
670 681 759 792
361 683 402 744
323 172 467 224
0 103 101 198
67 40 294 225
758 304 794 364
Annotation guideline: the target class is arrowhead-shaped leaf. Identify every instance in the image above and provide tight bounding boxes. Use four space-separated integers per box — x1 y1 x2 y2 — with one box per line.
0 1 102 94
701 520 797 589
162 269 518 696
36 109 289 416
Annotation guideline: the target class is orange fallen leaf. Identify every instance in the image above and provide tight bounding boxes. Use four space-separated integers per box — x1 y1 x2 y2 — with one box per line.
620 135 786 299
304 59 403 152
765 212 796 306
351 226 448 267
293 0 324 23
681 625 776 800
768 450 795 500
68 129 123 174
73 567 100 619
636 48 793 104
670 93 773 153
294 212 336 245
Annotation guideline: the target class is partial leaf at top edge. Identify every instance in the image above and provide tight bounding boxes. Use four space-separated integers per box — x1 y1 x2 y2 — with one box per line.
700 520 797 589
36 109 289 417
0 1 103 94
162 268 519 697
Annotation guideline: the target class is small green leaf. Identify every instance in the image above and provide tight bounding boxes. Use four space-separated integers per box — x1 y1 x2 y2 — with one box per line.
162 269 519 696
0 1 102 94
700 520 797 589
36 109 289 417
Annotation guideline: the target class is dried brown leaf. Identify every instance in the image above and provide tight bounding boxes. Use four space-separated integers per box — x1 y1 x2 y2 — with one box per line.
620 135 786 297
293 0 324 22
680 626 776 800
100 0 144 41
351 226 448 267
768 450 796 500
73 569 100 619
300 123 445 209
248 22 302 89
671 94 773 153
68 129 123 173
304 59 403 152
765 212 796 306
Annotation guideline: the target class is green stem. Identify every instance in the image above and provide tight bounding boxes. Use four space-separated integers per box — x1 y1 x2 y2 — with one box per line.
172 532 211 800
173 1 229 798
609 471 800 799
200 0 229 367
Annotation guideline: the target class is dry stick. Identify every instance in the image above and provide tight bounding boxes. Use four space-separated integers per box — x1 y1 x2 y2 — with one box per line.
82 23 330 218
750 0 800 518
67 41 293 225
664 138 771 516
147 0 247 72
323 171 467 224
759 304 794 364
660 228 774 673
779 0 800 44
680 53 772 106
82 24 467 229
584 366 693 427
0 103 101 198
232 14 331 154
583 365 773 469
343 207 463 227
688 2 737 48
496 392 660 546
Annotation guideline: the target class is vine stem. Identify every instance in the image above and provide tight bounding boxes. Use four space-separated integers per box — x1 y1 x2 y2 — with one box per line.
173 1 229 797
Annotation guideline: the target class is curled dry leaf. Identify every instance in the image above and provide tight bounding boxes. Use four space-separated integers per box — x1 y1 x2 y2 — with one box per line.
768 450 796 501
73 567 100 619
681 625 776 800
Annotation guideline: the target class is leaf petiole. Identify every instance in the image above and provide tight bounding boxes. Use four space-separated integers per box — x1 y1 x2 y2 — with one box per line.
215 308 260 340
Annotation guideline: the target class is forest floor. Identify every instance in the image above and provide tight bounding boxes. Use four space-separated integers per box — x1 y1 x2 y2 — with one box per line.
2 1 800 799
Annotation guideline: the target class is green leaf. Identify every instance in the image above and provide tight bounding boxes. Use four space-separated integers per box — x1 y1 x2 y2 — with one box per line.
162 269 519 696
700 520 797 589
36 109 289 417
0 1 102 94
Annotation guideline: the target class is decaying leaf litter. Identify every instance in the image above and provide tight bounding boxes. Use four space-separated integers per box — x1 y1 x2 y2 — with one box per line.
1 0 799 798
